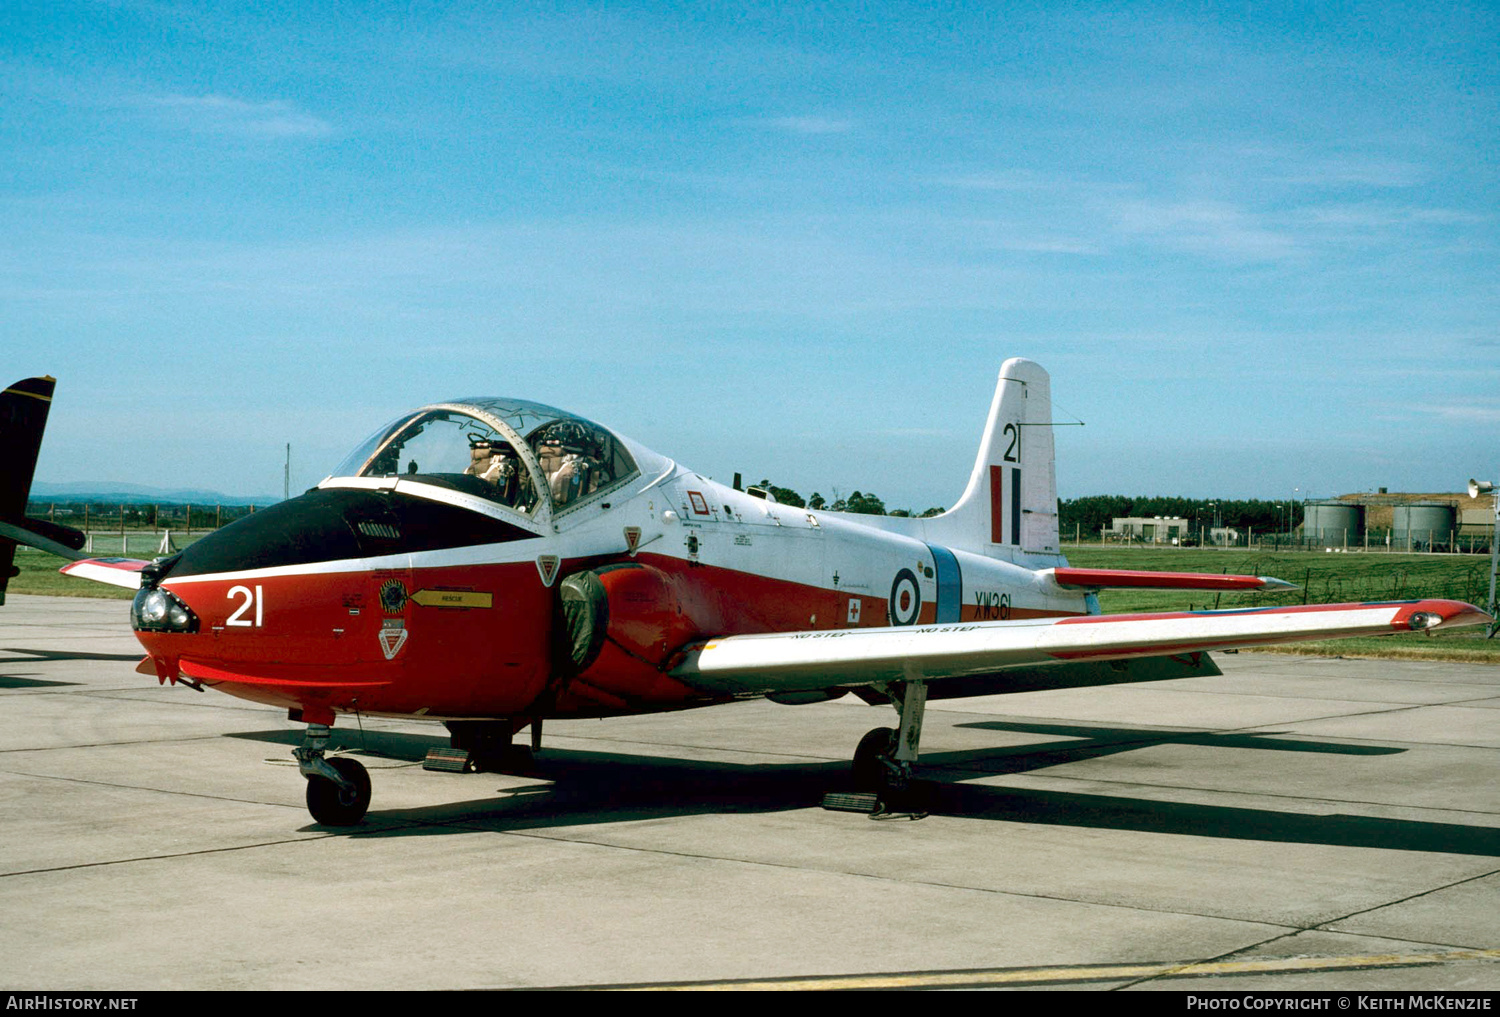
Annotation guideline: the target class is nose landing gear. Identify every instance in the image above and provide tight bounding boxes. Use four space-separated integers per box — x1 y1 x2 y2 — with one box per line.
295 723 372 826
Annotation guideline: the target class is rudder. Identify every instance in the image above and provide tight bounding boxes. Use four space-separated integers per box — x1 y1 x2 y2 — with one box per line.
924 359 1060 564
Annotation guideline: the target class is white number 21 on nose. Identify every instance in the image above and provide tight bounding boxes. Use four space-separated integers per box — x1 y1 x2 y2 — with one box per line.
227 585 264 627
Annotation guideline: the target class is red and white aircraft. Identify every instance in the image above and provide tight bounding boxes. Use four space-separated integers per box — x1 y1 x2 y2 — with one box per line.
3 362 1489 825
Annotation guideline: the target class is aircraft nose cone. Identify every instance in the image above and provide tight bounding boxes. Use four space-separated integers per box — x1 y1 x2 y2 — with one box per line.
165 492 367 580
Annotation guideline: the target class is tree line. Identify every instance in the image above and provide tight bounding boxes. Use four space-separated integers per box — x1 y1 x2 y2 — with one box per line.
754 481 944 518
755 486 1304 533
25 501 259 531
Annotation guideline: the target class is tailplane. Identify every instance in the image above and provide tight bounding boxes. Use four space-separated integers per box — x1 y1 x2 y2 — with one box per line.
0 377 85 604
923 358 1061 564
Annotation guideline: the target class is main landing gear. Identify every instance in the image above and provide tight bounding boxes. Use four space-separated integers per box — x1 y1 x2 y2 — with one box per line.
829 681 929 819
295 723 371 826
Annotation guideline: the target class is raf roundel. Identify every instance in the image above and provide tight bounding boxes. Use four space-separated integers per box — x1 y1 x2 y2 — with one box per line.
889 569 922 626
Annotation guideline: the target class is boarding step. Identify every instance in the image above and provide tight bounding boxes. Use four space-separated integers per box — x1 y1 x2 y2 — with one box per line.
820 791 881 813
423 747 477 773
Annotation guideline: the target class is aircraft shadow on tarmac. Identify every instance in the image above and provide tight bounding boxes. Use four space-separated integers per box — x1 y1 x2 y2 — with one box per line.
1 647 148 662
228 724 1500 857
0 647 144 687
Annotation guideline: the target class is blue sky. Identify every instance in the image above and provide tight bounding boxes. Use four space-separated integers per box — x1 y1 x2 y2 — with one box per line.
4 1 1497 508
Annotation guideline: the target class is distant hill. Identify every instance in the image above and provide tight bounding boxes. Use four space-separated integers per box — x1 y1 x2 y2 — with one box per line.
30 482 281 507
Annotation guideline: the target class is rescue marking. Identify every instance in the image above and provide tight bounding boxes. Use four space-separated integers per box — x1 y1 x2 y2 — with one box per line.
847 598 861 624
411 589 493 609
623 526 642 555
688 491 710 516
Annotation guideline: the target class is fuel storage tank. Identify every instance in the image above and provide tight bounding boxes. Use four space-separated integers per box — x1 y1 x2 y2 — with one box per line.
1391 502 1456 549
1302 501 1362 544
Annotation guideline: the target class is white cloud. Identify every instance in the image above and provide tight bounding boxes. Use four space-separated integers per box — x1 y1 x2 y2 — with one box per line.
132 93 332 138
1416 404 1500 424
1112 199 1299 261
763 116 855 135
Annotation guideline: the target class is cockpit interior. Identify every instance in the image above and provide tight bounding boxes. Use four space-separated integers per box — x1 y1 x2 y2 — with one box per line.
329 398 640 516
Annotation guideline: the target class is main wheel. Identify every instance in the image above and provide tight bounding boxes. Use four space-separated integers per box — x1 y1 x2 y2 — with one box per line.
306 756 371 826
852 727 898 791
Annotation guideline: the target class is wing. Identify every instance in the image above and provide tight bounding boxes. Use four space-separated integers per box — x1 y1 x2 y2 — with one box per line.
1046 567 1296 592
670 599 1491 696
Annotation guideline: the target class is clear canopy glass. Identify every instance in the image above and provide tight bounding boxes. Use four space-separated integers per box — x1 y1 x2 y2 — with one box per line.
329 398 639 515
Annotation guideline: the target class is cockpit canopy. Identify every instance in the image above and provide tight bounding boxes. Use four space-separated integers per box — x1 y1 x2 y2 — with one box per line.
329 397 640 517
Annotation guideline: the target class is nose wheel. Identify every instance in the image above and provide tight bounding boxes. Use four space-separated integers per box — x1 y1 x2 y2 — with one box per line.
295 723 372 826
305 756 371 826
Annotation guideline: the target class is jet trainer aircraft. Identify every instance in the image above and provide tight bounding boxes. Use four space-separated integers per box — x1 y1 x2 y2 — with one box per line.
2 363 1489 825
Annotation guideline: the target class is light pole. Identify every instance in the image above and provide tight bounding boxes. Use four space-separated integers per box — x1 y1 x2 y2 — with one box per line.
1470 478 1498 639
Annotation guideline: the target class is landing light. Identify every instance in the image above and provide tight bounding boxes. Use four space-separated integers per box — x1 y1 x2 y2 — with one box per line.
131 586 199 633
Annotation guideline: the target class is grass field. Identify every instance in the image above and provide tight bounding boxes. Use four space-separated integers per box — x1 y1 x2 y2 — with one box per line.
7 541 1496 661
1070 546 1497 662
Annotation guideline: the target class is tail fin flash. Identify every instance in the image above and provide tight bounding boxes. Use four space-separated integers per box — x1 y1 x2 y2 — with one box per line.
0 377 58 605
927 359 1060 563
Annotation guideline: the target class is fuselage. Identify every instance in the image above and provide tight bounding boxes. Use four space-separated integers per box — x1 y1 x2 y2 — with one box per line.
130 398 1091 725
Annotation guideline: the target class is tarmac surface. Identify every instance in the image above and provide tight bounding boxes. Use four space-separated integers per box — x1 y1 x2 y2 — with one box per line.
1 593 1497 991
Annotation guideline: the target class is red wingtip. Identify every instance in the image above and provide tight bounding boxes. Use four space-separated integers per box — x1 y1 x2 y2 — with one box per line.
1393 600 1493 632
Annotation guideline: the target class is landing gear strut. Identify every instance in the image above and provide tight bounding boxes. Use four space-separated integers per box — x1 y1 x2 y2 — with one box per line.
295 723 371 826
839 681 928 818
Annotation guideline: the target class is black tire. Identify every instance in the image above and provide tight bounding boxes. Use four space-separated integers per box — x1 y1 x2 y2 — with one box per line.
306 756 371 826
852 727 897 791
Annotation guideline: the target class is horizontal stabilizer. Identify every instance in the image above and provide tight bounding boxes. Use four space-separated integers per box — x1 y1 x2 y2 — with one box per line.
671 599 1490 697
0 376 59 605
1048 567 1297 592
0 519 90 562
24 517 86 551
58 557 152 589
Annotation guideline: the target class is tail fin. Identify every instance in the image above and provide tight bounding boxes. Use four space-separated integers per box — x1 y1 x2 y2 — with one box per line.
0 377 58 604
924 358 1060 563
